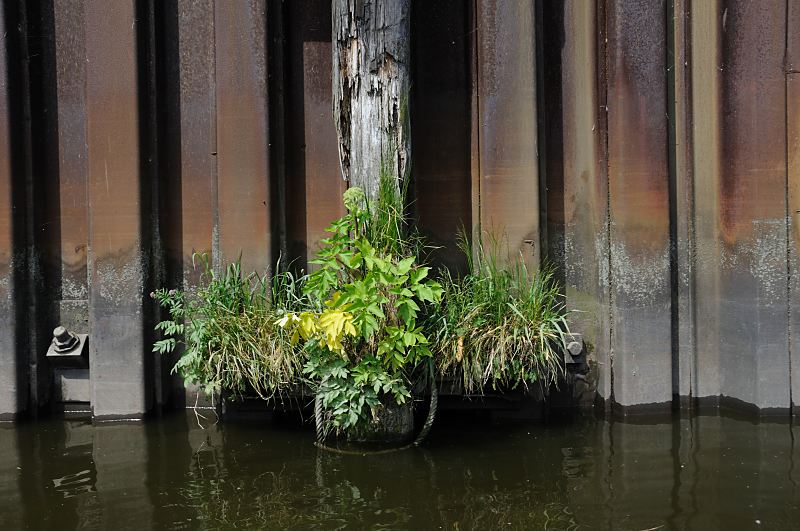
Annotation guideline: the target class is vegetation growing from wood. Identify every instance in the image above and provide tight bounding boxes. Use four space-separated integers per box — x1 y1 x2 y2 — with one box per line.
151 181 570 441
279 180 442 438
430 236 570 395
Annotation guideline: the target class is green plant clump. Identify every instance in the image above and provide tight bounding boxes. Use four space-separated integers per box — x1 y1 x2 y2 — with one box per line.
152 255 307 401
432 236 570 395
278 181 442 438
151 174 572 441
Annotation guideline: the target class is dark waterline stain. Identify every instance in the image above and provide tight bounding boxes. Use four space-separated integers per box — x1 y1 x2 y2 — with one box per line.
1 413 799 529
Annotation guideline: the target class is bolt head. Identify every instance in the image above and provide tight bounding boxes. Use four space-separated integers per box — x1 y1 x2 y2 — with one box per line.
567 341 583 356
53 326 69 341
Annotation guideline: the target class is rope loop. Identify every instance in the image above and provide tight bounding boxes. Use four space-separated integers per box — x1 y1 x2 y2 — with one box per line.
314 362 438 455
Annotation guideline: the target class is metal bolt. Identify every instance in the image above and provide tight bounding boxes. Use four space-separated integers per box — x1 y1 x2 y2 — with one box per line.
567 341 583 357
54 326 70 343
52 326 80 353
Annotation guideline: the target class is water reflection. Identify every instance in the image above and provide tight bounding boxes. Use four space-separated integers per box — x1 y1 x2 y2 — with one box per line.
1 413 798 529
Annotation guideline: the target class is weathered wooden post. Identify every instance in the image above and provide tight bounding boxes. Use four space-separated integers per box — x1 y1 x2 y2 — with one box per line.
332 0 410 198
328 0 414 446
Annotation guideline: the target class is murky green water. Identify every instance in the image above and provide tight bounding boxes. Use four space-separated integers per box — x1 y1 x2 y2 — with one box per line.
1 412 799 529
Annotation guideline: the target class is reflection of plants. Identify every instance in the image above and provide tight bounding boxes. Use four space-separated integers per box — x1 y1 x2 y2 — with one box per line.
179 441 578 530
152 255 308 401
311 478 412 529
183 467 298 528
432 235 570 394
449 482 580 530
182 455 411 529
279 182 442 437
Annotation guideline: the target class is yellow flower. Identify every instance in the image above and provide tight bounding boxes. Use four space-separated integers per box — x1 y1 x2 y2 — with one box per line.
275 308 355 355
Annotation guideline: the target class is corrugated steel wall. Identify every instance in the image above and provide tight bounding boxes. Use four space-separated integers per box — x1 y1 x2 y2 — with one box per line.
1 0 798 419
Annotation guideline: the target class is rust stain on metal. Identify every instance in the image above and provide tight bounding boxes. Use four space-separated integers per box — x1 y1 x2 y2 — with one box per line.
671 0 696 400
412 0 472 272
284 0 309 266
1 0 798 418
558 2 605 323
177 0 216 285
0 6 13 300
792 75 800 268
468 0 480 264
690 0 723 401
789 73 800 412
718 1 787 244
475 0 540 269
282 0 343 268
788 0 800 73
215 0 271 274
53 0 88 303
85 2 142 282
717 0 788 408
302 40 345 260
693 0 789 409
542 0 609 401
85 0 148 417
0 1 21 416
605 0 672 408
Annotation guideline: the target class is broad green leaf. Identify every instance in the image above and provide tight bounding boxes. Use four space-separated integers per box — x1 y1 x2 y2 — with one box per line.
410 266 429 284
395 256 415 275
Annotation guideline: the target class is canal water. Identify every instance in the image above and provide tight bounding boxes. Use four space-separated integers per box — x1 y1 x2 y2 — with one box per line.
1 412 798 529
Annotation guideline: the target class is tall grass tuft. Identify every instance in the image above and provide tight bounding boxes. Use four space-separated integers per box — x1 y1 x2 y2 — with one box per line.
431 235 570 394
363 165 422 257
153 254 310 402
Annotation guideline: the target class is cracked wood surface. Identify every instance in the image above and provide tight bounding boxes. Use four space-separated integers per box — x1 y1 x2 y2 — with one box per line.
332 0 410 199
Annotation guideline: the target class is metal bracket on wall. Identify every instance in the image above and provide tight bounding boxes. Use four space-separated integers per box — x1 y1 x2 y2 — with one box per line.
46 326 89 369
565 333 587 373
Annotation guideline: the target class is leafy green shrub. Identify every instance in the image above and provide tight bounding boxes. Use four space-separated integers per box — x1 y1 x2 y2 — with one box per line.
431 236 570 394
279 185 442 437
152 255 307 401
150 172 572 438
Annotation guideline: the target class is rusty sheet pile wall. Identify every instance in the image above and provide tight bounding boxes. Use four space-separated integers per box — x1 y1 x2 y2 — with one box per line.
1 0 798 419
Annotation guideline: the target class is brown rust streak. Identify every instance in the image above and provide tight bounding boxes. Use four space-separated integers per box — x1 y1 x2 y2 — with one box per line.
790 73 800 411
215 0 271 274
542 0 608 400
412 0 472 272
672 0 696 401
283 1 344 269
85 4 142 285
284 0 308 266
567 0 609 400
85 0 148 416
719 0 787 409
788 0 800 73
177 0 215 284
53 0 89 306
468 0 480 264
718 1 787 244
302 39 345 261
0 7 12 301
561 2 605 334
476 0 539 269
691 0 723 401
0 1 21 416
606 0 672 408
700 0 789 409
